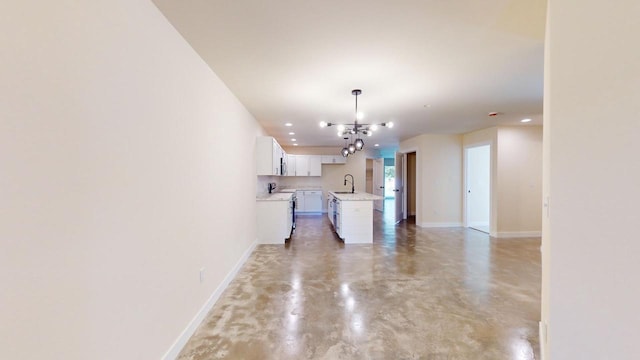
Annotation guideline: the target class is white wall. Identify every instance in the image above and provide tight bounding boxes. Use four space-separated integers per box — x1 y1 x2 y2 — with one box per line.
462 126 542 237
399 134 463 227
496 126 543 236
0 1 263 359
544 1 640 359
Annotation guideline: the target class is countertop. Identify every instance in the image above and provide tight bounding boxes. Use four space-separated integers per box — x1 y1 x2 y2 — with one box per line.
256 192 293 201
328 191 384 201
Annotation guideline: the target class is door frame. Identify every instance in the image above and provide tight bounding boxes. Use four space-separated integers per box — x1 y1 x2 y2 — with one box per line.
463 141 494 235
395 146 418 223
372 158 384 212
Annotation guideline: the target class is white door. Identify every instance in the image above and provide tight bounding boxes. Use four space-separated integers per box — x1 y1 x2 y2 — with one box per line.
373 158 384 211
466 145 491 233
394 152 405 223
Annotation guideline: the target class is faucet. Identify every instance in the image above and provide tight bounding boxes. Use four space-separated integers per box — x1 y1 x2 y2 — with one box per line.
343 174 355 193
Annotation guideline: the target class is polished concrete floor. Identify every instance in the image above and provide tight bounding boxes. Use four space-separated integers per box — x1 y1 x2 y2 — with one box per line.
178 211 541 360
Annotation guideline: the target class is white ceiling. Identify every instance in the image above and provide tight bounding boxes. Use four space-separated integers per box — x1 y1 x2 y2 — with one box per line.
152 0 546 153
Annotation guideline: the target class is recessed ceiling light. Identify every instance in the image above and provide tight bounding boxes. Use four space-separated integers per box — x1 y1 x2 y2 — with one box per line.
374 144 379 147
521 118 532 123
291 138 296 142
293 143 299 146
289 132 295 135
285 123 293 127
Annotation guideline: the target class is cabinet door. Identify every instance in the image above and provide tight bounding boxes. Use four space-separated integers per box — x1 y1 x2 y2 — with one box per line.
321 155 331 164
295 155 309 176
286 154 296 176
335 201 342 238
333 155 347 164
304 190 322 212
295 191 305 211
271 139 283 175
256 136 278 176
321 155 347 164
308 155 322 176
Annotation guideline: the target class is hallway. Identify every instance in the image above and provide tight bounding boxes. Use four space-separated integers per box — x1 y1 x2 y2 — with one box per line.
178 212 541 359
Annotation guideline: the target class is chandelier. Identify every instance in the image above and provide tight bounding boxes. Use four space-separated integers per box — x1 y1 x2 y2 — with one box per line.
319 89 394 157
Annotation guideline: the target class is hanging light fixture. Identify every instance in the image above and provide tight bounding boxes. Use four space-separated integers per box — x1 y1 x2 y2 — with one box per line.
341 137 350 157
320 89 395 156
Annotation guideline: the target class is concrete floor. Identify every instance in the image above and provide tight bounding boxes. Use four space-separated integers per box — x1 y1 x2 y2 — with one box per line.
178 210 541 359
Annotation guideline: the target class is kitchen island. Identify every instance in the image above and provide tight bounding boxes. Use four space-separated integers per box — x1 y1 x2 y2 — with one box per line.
256 192 294 244
327 191 383 244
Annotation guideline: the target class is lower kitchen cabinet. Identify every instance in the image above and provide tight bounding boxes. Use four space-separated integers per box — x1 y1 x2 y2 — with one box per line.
296 190 323 213
256 197 293 244
335 200 373 244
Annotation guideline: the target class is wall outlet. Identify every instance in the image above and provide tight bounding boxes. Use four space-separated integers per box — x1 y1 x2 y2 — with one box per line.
199 267 205 283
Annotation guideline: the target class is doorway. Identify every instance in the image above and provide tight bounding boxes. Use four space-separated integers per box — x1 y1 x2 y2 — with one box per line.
373 158 384 212
406 152 416 218
465 145 491 233
392 151 416 224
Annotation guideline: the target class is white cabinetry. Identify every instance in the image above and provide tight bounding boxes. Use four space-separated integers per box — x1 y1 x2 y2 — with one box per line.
335 199 342 237
327 194 335 224
295 155 308 176
296 190 322 213
338 201 373 244
256 197 293 244
291 155 321 176
308 155 321 176
321 155 347 164
286 154 296 176
256 136 286 176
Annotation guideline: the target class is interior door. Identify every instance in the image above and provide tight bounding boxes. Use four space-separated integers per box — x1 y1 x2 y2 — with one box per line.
466 145 491 233
395 152 405 223
373 158 384 211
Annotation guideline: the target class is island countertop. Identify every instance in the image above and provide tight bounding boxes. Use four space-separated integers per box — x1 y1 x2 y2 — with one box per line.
256 192 293 201
328 191 383 201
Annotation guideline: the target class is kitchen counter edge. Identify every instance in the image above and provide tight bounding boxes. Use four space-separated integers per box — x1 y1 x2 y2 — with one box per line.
328 191 384 201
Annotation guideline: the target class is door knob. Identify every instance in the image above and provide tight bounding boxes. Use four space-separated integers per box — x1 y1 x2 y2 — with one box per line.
393 189 400 192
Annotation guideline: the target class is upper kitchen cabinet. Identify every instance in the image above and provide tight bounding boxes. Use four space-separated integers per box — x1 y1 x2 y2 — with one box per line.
285 154 296 177
321 155 347 164
256 136 286 176
294 155 321 176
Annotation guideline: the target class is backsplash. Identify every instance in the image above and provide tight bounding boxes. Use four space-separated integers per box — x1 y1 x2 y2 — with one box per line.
256 176 278 196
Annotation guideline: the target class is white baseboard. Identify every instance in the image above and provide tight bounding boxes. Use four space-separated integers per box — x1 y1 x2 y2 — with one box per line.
162 240 257 360
419 222 463 228
494 231 542 238
539 321 547 360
